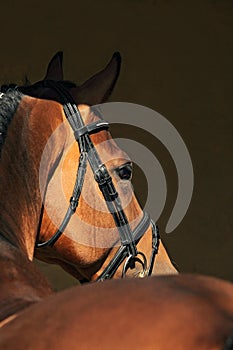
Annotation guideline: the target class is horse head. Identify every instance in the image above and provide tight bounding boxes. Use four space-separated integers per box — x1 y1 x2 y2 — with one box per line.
0 52 177 283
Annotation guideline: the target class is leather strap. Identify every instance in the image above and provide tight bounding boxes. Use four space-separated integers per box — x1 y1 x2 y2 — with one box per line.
74 121 109 139
34 80 160 280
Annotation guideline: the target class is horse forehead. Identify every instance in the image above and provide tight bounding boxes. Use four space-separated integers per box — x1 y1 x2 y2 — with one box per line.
78 104 90 111
77 105 129 159
78 104 91 120
91 131 129 161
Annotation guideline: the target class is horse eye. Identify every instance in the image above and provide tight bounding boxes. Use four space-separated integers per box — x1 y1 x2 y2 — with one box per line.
116 163 132 180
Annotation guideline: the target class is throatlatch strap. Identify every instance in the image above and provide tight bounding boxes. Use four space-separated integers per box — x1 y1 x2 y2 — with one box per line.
36 151 88 248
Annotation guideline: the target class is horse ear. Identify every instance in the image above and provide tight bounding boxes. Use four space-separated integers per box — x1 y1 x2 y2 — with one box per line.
44 51 64 81
72 52 121 105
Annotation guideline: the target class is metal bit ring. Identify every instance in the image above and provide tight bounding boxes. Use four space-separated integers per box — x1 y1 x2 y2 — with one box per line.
122 251 147 278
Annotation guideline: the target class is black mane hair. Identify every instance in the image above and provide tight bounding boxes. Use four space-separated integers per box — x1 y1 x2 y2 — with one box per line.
0 78 78 157
0 90 22 157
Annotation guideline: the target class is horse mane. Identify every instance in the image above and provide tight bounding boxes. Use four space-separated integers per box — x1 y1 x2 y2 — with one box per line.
0 90 22 157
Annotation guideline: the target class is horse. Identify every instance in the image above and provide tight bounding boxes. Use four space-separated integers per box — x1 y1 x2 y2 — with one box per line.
0 274 232 349
0 52 176 320
0 52 232 349
0 51 177 286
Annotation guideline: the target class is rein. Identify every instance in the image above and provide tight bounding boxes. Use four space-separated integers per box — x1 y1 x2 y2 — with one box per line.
1 85 160 280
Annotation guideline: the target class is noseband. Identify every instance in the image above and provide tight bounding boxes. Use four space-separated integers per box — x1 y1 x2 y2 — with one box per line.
35 81 160 280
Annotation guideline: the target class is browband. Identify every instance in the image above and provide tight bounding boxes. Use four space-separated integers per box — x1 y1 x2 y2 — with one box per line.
74 121 109 140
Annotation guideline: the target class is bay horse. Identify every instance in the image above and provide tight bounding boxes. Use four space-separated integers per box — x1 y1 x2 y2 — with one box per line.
0 51 177 286
0 274 232 349
0 52 232 348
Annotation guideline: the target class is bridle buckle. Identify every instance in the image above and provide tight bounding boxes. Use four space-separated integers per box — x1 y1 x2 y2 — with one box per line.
122 251 147 278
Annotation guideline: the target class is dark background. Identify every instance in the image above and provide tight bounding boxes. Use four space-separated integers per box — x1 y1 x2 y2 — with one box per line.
0 0 232 289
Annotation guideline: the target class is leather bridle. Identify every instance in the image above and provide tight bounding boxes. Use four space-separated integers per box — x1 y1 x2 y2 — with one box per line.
15 81 160 281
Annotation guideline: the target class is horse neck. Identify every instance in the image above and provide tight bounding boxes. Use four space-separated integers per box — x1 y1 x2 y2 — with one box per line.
0 95 65 322
0 96 65 259
0 238 52 325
